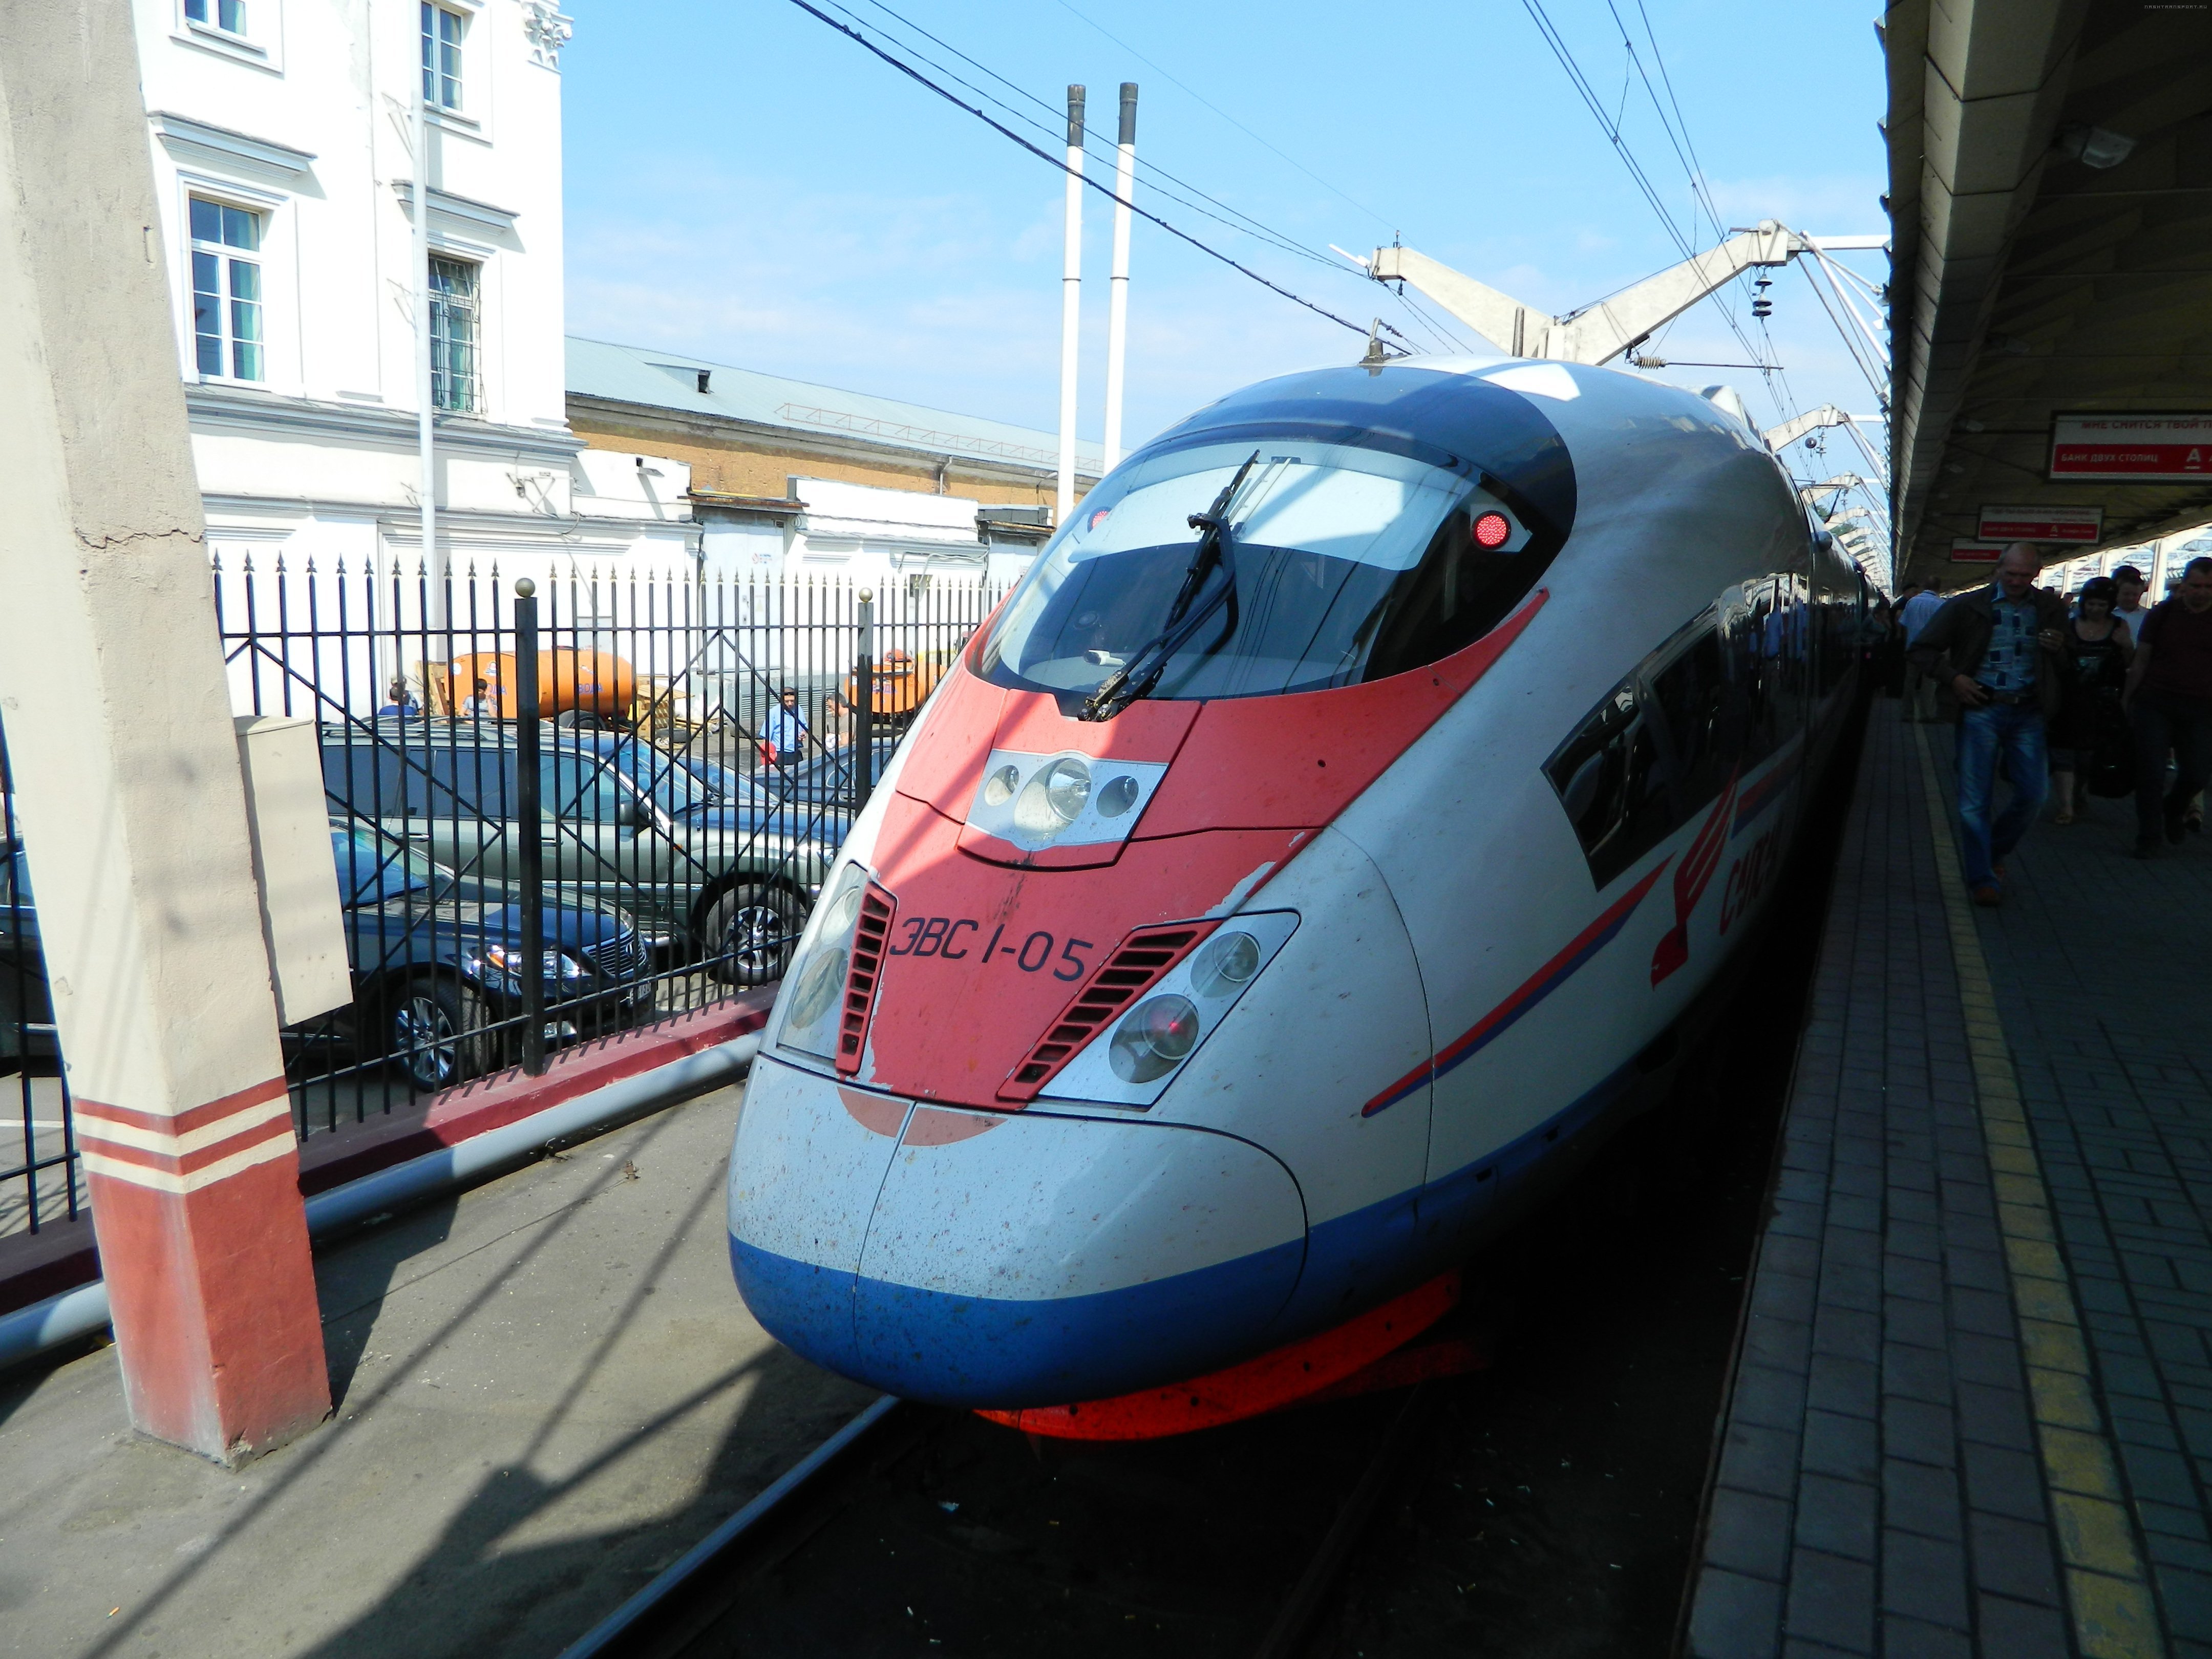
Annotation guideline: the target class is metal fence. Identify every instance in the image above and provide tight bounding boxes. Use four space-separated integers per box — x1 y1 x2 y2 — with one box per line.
0 559 1007 1239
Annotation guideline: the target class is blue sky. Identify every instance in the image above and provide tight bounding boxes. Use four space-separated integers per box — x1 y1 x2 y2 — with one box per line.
562 0 1887 466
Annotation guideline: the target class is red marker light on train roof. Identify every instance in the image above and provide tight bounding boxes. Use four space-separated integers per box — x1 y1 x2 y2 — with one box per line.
1473 511 1513 549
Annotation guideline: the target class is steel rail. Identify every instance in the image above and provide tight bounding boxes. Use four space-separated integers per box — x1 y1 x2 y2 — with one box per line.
556 1394 908 1659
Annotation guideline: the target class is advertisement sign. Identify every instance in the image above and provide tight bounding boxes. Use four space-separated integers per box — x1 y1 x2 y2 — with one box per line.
1976 504 2103 542
2050 414 2212 481
1950 541 2006 563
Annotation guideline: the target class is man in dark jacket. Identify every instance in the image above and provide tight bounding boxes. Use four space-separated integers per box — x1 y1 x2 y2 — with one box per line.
1907 545 2070 904
2122 555 2212 858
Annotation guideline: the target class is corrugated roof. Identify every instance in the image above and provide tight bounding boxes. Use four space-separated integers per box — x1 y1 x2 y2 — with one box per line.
566 336 1101 476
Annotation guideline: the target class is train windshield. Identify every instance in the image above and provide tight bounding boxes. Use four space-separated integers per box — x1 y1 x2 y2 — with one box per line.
975 430 1559 703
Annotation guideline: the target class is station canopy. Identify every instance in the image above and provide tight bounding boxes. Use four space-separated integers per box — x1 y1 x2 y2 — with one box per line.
1887 0 2212 589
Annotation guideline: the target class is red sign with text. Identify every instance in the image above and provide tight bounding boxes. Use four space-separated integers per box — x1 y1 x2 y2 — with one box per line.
1977 505 2102 542
2050 415 2212 481
1950 541 2005 563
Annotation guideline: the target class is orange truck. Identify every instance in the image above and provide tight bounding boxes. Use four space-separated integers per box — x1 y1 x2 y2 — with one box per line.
440 649 635 721
844 648 946 730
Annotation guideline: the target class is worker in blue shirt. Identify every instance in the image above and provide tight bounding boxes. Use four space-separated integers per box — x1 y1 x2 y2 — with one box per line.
763 687 811 769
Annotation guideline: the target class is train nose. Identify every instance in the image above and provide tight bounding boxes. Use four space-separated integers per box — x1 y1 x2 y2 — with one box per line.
729 1061 1309 1408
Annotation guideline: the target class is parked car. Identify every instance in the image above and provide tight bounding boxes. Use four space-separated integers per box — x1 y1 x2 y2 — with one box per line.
0 822 655 1092
319 718 839 985
758 737 901 816
327 819 654 1089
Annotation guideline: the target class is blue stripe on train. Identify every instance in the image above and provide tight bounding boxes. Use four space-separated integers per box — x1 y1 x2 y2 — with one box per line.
730 1055 1648 1408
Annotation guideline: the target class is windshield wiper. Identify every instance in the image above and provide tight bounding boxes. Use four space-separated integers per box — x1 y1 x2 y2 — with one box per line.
1080 450 1260 722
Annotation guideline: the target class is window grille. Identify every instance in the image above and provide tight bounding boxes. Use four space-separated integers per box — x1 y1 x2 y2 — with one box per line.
430 256 480 415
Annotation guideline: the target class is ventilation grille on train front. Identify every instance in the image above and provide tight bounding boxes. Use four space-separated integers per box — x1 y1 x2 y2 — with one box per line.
997 921 1216 1102
835 885 897 1076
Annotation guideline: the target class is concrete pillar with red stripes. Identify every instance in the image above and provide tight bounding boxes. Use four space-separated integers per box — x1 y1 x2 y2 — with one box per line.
0 4 329 1459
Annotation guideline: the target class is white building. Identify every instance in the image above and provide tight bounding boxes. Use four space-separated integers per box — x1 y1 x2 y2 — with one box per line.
130 0 693 711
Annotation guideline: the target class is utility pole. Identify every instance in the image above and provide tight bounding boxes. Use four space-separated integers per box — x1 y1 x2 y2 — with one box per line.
415 45 436 586
1102 83 1137 472
1055 84 1084 525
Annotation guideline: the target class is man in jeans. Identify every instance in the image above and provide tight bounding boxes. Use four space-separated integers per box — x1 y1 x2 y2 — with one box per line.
1909 545 2069 905
2122 556 2212 858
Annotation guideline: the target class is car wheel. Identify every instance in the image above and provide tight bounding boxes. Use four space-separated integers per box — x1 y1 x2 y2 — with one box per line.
702 884 802 987
386 974 492 1092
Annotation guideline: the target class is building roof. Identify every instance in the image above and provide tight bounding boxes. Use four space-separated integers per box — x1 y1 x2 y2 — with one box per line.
566 336 1102 477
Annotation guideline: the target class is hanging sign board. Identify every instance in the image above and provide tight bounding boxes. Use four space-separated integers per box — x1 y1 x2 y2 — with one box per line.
2050 414 2212 481
1950 541 2006 563
1976 504 2103 542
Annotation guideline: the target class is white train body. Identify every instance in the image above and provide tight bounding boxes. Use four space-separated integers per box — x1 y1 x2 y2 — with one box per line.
727 359 1863 1407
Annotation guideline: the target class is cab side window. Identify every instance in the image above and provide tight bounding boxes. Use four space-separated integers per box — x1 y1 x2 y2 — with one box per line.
1544 679 1672 888
1646 630 1736 819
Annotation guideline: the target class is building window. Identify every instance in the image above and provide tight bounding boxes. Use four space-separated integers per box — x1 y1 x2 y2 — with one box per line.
184 0 247 34
189 197 263 381
429 256 480 413
421 4 464 110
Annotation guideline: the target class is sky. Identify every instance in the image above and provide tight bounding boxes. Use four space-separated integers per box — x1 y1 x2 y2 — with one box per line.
560 0 1888 476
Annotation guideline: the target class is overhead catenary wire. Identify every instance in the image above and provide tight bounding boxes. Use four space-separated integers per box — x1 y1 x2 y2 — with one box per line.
782 0 1371 337
1042 0 1398 235
840 0 1361 282
828 0 1342 275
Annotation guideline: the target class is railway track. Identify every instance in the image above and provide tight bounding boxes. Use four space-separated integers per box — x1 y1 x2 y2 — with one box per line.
559 1378 1437 1659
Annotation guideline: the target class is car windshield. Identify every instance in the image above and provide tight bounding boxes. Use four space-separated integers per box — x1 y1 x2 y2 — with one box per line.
332 826 437 904
605 740 708 813
975 427 1560 701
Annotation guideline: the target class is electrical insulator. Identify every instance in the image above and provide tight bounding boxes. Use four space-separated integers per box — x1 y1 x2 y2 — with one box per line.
1752 299 1773 318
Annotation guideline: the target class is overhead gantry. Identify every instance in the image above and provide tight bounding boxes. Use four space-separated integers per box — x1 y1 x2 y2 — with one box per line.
1367 221 1809 367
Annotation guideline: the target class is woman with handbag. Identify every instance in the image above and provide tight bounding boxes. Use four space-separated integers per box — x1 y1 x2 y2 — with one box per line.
2050 577 2135 823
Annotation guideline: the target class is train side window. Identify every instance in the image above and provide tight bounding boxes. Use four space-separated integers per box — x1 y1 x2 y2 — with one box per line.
1544 679 1672 888
1646 629 1738 820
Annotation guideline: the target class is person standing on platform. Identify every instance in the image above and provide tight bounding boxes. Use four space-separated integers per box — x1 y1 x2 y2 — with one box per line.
763 686 812 770
2121 557 2212 858
2048 577 2133 824
1910 544 2069 906
2113 564 2154 641
1899 581 1946 721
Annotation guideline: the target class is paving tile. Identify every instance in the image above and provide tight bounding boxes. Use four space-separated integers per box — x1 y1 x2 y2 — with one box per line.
1802 1409 1880 1482
1883 1398 1956 1470
1966 1510 2062 1607
1688 1567 1784 1659
1882 1458 1963 1542
1807 1354 1880 1421
1783 1547 1875 1654
1880 1530 1970 1629
1794 1473 1877 1563
1708 1488 1795 1582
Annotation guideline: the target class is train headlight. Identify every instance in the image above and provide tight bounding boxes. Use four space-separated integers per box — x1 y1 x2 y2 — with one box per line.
1188 931 1261 998
1014 755 1092 838
1110 994 1202 1083
776 868 869 1061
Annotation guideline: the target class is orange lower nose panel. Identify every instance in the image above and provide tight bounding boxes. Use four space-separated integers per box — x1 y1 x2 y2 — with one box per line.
976 1269 1463 1440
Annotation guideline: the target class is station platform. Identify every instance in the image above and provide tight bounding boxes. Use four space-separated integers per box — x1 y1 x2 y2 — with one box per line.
1689 708 2212 1659
0 1078 876 1658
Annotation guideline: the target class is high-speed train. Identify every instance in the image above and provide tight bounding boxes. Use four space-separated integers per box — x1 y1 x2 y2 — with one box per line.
727 357 1864 1430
